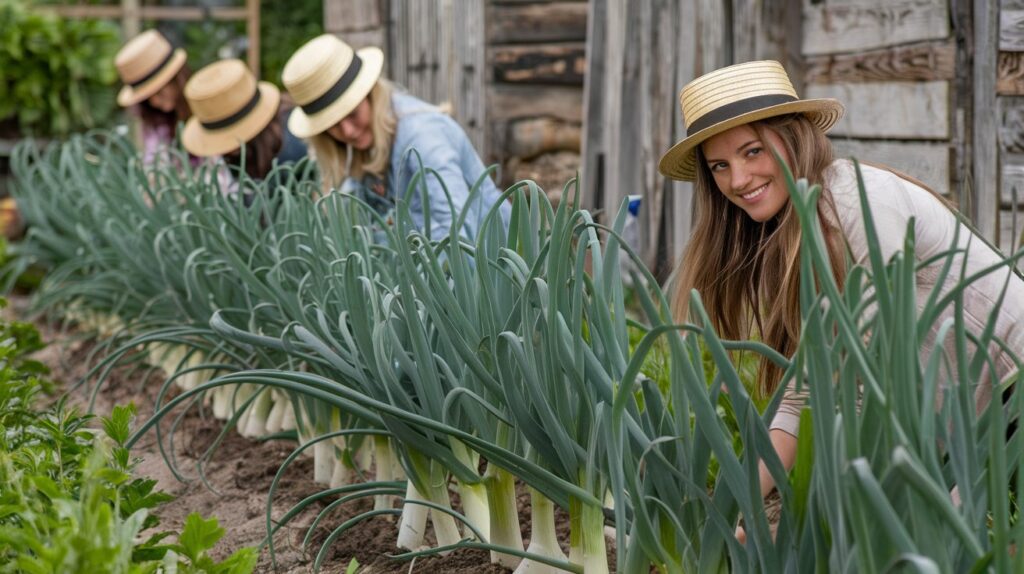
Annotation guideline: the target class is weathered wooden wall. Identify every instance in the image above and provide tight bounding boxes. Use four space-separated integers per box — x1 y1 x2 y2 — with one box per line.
1000 0 1024 253
581 0 800 275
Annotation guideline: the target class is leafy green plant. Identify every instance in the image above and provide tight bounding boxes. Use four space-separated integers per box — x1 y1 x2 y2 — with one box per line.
0 0 121 137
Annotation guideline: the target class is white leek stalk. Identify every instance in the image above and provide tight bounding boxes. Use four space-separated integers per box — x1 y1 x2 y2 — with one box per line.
241 387 273 438
568 495 608 574
373 436 397 513
514 487 567 574
450 440 489 542
485 464 523 568
313 440 334 484
397 481 429 550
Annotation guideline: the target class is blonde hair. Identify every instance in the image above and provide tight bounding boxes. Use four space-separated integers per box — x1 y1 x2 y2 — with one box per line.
308 79 397 195
670 114 847 397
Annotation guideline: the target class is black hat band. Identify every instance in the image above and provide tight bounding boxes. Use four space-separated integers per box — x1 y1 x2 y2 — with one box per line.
687 94 797 135
300 54 363 116
200 88 263 130
130 48 177 88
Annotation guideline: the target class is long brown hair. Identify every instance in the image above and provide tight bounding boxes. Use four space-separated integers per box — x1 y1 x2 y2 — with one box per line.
671 114 847 397
308 79 397 195
136 66 192 134
223 94 296 180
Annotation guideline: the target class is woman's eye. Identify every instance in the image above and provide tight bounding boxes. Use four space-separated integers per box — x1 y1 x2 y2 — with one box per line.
709 162 727 172
747 147 763 157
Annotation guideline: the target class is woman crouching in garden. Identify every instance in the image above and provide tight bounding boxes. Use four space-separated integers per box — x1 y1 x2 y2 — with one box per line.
115 29 192 167
180 59 307 194
658 60 1024 530
282 34 510 240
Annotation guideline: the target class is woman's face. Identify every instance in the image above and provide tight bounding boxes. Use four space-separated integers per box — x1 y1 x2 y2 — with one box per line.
701 124 791 222
147 81 179 113
327 98 373 150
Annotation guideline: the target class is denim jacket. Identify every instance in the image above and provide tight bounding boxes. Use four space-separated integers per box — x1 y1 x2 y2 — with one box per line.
345 91 510 241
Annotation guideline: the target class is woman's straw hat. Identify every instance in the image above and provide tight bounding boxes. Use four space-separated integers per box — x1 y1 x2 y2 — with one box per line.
115 30 188 107
181 59 281 157
658 60 844 181
282 34 384 139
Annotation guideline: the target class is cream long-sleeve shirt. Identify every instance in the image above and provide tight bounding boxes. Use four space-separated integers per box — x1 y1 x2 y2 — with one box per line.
769 159 1024 437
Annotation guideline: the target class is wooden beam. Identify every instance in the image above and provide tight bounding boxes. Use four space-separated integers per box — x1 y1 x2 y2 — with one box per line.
121 0 139 39
488 84 583 123
492 43 585 85
806 81 950 140
246 0 259 77
975 0 1000 239
39 5 250 21
831 139 951 193
999 52 1024 95
802 0 951 56
805 40 956 84
324 0 380 33
488 3 588 44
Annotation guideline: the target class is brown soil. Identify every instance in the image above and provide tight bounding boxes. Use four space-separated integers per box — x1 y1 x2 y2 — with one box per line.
10 295 618 573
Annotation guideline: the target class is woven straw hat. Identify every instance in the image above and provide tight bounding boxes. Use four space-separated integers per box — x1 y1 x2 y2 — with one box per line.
115 30 188 107
181 59 281 157
282 34 384 139
658 60 844 181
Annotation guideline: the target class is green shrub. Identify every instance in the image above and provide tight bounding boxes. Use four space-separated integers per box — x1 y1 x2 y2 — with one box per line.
0 0 121 137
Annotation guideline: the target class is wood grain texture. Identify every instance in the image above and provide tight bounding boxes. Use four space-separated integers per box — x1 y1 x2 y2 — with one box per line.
806 81 950 139
975 0 1000 239
1002 10 1024 51
999 52 1024 95
488 3 589 44
491 43 586 85
488 84 584 123
324 0 380 32
805 40 955 84
802 0 951 56
830 139 950 192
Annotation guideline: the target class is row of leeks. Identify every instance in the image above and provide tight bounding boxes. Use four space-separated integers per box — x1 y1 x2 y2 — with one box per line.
11 131 1024 573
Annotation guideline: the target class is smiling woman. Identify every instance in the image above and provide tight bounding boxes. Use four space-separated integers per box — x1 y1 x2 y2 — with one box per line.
658 60 1024 531
282 34 511 240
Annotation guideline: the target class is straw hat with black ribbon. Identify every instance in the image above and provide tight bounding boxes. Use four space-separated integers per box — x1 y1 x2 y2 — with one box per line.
658 60 845 182
181 59 281 157
115 30 188 107
281 34 384 139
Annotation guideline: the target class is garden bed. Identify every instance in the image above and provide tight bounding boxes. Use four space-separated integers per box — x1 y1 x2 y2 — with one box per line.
10 294 604 573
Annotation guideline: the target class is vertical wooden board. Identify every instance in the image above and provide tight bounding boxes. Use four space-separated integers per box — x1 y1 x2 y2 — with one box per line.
580 0 608 208
324 0 380 33
802 0 951 56
453 0 485 152
599 0 626 212
830 139 950 192
999 207 1023 254
805 81 950 139
698 0 727 74
1001 153 1024 205
387 0 408 88
731 0 759 64
974 0 1000 239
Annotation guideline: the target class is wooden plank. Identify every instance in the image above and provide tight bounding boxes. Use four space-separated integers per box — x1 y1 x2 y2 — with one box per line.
805 40 956 84
336 29 385 52
489 84 583 123
802 0 951 56
121 0 140 39
1002 11 1024 51
580 0 608 208
999 208 1023 255
246 0 259 77
488 3 588 44
324 0 380 33
1000 154 1024 205
975 0 1000 240
507 118 581 159
1000 96 1024 154
40 4 250 21
830 139 950 192
805 81 950 139
453 0 485 153
491 43 586 85
697 0 727 74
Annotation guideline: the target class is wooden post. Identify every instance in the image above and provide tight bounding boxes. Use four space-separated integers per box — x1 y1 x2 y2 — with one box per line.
244 0 258 76
974 0 999 240
121 0 140 39
581 0 608 208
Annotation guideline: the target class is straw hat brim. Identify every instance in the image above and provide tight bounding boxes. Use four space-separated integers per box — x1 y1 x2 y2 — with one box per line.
117 48 187 107
658 98 845 181
287 47 384 139
181 82 281 157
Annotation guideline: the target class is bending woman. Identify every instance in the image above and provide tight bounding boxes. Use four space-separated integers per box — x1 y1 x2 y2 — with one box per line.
181 59 307 189
114 29 192 166
281 34 510 240
657 61 1024 503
